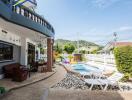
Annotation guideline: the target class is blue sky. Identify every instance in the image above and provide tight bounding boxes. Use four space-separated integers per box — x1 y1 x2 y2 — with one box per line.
36 0 132 45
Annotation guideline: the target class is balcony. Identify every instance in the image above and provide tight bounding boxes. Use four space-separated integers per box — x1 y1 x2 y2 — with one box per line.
0 0 55 37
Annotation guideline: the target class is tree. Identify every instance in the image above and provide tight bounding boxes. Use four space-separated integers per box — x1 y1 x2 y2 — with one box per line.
64 43 75 54
54 43 63 53
79 50 86 54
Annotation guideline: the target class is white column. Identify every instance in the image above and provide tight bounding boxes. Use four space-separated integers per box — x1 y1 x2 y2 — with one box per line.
20 37 27 65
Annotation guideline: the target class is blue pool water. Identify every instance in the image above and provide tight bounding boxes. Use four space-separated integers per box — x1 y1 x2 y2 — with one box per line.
72 63 101 73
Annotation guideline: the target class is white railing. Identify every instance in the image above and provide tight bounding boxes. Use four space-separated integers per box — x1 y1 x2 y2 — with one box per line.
85 54 115 65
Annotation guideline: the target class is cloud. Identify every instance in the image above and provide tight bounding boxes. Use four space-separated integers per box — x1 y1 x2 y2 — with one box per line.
92 0 122 8
118 26 132 31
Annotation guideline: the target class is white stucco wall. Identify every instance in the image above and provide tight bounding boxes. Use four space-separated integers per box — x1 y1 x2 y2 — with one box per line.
0 27 21 69
0 27 37 66
0 28 21 46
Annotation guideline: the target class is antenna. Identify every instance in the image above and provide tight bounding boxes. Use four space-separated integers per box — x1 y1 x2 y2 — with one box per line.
113 32 117 48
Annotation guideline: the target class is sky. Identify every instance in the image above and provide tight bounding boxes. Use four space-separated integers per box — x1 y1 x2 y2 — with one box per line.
36 0 132 45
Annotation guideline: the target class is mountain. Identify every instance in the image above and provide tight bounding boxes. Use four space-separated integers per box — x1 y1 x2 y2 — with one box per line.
54 39 101 48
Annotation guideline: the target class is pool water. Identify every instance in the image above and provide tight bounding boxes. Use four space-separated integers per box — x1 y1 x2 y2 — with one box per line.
72 63 101 73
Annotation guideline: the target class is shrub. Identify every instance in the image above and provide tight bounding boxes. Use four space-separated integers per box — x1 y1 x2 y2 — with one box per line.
79 54 86 61
114 46 132 81
0 87 6 94
121 73 130 82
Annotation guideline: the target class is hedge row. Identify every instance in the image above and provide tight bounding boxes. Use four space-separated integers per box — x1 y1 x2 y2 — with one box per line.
114 46 132 79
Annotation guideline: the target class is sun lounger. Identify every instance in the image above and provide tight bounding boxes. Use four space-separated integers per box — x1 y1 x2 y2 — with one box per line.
80 71 106 79
84 72 124 91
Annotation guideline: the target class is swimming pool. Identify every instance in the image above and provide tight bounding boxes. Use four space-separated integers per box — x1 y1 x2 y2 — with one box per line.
72 63 101 73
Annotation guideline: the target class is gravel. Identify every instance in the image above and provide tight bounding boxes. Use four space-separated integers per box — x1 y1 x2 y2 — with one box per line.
52 73 132 91
52 73 89 90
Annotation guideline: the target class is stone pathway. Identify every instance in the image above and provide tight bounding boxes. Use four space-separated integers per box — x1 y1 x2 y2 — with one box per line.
1 64 67 100
47 89 132 100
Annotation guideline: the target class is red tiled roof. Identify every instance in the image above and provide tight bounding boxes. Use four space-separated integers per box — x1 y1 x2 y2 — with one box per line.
111 42 132 47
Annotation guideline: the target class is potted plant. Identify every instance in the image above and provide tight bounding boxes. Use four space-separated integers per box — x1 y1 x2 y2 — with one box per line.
0 87 6 96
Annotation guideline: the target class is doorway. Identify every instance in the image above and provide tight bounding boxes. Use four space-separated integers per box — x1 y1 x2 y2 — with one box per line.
27 43 35 65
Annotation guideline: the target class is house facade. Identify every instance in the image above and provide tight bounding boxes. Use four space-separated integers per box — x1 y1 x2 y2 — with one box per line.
0 0 55 79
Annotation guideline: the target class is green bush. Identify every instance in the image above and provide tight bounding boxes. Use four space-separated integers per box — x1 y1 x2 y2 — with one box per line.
121 73 130 82
0 87 6 94
114 46 132 81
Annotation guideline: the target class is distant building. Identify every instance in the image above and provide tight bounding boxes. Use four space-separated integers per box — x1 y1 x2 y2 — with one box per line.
99 42 132 54
78 46 99 54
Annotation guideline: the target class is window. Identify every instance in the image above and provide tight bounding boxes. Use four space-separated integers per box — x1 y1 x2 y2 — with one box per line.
0 42 13 61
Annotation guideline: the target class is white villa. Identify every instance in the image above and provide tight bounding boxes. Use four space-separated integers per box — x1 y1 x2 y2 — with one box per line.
0 0 55 79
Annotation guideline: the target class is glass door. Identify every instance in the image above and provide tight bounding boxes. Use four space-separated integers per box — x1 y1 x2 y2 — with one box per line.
27 43 35 65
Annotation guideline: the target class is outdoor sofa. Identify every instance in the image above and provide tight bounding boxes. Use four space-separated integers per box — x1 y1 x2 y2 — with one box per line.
3 63 28 82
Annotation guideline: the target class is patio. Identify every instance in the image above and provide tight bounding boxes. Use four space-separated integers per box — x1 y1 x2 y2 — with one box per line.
0 64 67 100
0 67 57 91
46 89 132 100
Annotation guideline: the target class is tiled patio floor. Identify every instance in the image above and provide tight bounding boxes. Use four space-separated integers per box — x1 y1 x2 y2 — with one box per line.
0 67 57 91
0 64 67 100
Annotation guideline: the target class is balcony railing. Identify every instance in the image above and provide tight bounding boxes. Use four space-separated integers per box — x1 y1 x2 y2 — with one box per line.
12 5 55 34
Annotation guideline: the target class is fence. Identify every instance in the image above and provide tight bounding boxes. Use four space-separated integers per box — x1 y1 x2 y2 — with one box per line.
85 54 115 65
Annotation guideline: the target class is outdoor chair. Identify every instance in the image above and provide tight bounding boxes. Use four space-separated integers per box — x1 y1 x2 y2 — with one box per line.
3 63 29 82
84 72 124 91
3 63 26 78
12 67 28 82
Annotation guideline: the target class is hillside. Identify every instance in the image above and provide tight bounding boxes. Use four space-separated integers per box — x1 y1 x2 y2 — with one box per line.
55 39 101 48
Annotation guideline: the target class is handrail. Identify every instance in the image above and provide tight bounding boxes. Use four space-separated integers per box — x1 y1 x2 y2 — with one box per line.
12 5 55 34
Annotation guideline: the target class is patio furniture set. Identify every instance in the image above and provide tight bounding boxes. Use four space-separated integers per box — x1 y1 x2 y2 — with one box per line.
2 62 47 82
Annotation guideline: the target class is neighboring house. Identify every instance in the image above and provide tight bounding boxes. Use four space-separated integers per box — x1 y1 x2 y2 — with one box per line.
78 46 99 53
100 42 132 54
0 0 55 79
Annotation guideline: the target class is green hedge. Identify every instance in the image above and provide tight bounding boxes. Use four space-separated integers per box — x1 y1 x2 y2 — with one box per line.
114 46 132 78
